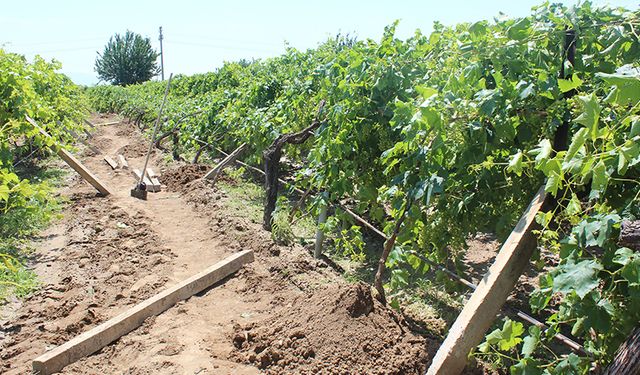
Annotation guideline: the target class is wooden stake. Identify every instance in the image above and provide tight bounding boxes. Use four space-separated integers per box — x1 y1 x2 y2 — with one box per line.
32 250 254 375
25 116 111 196
83 119 96 129
314 194 329 258
426 186 548 375
203 143 247 184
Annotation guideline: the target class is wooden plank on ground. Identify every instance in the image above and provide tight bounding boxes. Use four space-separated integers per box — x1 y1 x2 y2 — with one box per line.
144 169 162 190
426 186 548 375
117 154 128 169
25 116 112 196
150 176 162 190
103 156 118 170
146 168 158 178
203 143 247 183
131 169 160 192
94 120 120 126
32 250 254 375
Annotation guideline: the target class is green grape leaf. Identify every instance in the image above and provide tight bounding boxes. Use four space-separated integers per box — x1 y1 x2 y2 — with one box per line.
508 151 524 176
545 170 562 196
591 160 608 196
565 193 582 216
622 257 640 286
574 94 601 141
613 247 634 266
558 73 583 93
506 18 531 40
565 127 588 163
0 184 9 202
511 358 543 375
530 139 553 165
521 326 541 358
498 319 524 351
631 117 640 137
553 257 603 299
596 68 640 106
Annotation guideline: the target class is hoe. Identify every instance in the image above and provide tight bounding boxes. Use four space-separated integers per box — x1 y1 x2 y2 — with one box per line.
131 74 173 200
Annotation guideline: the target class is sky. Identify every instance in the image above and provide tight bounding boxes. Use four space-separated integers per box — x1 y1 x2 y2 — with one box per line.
1 0 637 85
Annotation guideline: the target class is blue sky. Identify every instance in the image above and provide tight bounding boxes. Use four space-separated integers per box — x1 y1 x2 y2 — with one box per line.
1 0 637 85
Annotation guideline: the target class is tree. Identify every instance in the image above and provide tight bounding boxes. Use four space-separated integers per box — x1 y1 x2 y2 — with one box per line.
95 31 159 85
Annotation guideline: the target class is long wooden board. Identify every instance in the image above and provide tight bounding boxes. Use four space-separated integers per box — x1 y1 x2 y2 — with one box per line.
32 250 254 375
203 143 247 182
426 186 548 375
25 116 112 196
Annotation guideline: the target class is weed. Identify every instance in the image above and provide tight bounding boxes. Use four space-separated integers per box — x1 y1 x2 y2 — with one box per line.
271 197 294 245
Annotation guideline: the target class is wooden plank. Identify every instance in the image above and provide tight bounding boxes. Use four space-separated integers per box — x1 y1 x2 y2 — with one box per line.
64 126 100 154
25 116 112 196
426 186 548 375
150 177 162 190
83 119 96 129
117 154 128 169
94 120 120 126
32 250 254 375
143 169 162 190
314 200 328 258
131 169 160 192
203 143 247 183
82 128 94 139
103 156 118 170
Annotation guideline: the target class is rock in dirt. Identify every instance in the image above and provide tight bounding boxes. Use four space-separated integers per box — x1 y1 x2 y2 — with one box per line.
231 283 434 374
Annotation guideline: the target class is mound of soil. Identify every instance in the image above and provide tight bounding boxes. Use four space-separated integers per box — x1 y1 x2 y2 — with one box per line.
160 164 210 192
231 283 434 374
115 125 136 137
116 140 153 158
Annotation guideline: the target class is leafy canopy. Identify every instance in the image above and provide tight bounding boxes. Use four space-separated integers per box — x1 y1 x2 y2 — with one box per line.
95 31 159 86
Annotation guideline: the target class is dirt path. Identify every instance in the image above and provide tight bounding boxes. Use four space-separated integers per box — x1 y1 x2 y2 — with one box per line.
1 115 436 374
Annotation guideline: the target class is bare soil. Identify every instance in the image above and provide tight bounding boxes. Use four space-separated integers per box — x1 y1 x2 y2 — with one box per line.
231 283 434 374
0 115 439 374
160 164 210 192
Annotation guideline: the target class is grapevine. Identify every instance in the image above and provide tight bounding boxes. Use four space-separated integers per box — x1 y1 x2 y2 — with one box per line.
87 3 640 373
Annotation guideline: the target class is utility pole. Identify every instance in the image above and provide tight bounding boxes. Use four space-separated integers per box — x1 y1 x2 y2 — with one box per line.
159 26 165 81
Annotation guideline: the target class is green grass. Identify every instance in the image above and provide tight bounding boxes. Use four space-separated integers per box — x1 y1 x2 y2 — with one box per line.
0 162 67 302
217 175 265 224
0 257 39 301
